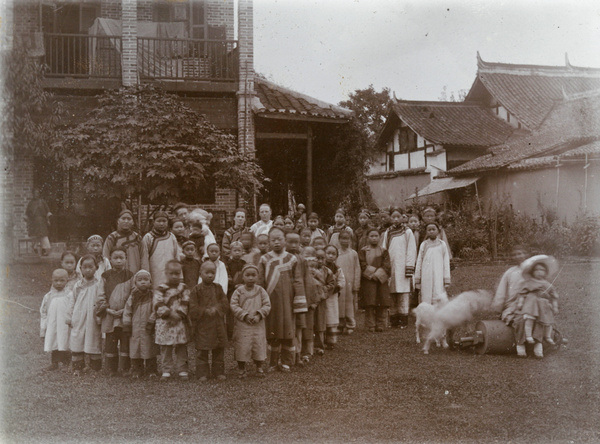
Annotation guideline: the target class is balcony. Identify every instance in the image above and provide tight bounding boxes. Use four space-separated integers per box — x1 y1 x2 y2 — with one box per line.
137 37 239 92
40 33 239 92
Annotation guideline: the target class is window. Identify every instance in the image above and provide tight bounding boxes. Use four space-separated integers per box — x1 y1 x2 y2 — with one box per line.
190 0 205 38
399 127 416 153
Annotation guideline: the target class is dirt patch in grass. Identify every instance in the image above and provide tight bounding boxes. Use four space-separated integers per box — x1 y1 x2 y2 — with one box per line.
1 261 599 443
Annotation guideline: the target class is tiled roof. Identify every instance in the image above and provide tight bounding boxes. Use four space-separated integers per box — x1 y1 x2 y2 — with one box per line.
466 53 600 130
253 77 352 121
507 140 600 171
387 100 514 147
448 92 600 175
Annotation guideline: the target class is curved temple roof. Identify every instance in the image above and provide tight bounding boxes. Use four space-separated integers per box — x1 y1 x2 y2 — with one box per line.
466 53 600 130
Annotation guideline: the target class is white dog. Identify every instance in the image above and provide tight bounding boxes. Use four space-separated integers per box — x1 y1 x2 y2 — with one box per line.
414 292 449 347
413 290 492 354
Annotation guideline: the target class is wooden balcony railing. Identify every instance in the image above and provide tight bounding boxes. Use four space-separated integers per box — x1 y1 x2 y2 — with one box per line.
43 33 122 78
137 37 238 82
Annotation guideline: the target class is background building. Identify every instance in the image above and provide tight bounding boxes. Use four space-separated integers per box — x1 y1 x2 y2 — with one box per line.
5 0 350 257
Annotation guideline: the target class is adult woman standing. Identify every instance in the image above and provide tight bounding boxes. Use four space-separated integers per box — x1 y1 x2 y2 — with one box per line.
221 208 249 259
25 189 52 256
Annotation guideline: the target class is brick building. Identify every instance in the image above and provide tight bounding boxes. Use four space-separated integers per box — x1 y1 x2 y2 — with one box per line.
4 0 351 257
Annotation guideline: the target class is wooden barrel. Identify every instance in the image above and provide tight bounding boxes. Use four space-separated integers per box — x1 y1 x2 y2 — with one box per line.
473 320 516 355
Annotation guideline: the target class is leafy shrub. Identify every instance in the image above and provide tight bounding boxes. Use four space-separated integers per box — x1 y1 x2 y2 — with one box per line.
570 213 600 256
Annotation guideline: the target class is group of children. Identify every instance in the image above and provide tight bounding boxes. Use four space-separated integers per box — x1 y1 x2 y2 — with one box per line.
39 203 559 379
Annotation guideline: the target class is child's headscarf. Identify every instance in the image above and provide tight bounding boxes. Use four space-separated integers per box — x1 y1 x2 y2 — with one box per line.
132 270 152 305
242 263 259 274
133 269 151 286
87 234 103 244
230 241 243 250
181 240 196 250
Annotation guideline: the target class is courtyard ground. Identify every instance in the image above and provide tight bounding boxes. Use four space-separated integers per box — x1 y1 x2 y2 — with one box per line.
1 260 599 443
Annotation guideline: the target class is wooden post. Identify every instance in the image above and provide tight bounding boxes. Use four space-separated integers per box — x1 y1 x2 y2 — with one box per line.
489 202 498 261
584 153 589 211
555 157 561 210
306 125 313 214
138 172 143 230
474 180 483 217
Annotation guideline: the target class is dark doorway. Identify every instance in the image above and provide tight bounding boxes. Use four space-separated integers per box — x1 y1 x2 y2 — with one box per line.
256 139 307 217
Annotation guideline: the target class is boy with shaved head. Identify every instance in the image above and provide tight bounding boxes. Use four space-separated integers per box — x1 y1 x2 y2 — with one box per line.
40 269 72 371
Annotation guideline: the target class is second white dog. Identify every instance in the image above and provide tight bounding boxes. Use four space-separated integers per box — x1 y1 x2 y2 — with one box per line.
413 290 492 354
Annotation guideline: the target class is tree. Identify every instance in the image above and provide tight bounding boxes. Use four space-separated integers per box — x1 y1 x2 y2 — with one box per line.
1 44 61 155
313 119 376 221
339 84 392 145
51 85 263 204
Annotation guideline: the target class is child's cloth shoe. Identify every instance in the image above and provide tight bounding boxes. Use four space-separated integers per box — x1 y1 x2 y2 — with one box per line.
315 348 324 356
516 344 527 357
198 376 208 382
216 374 226 381
43 363 59 372
178 372 189 381
238 369 248 379
279 364 291 373
534 342 544 359
267 366 278 373
375 327 384 332
545 337 556 345
525 336 535 344
160 372 171 381
72 369 81 376
256 367 265 377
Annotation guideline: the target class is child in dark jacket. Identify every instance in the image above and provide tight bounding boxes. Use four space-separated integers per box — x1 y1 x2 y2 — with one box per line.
226 241 246 340
359 228 392 332
96 247 134 375
189 261 230 381
181 241 201 289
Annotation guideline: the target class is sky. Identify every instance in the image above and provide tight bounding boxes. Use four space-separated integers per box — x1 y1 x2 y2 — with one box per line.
253 0 600 105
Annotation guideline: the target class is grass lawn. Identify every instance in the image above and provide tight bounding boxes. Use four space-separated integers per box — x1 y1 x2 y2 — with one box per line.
1 260 599 443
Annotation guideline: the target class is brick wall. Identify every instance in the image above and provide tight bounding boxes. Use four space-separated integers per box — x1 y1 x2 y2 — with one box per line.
237 0 255 156
137 0 153 22
207 0 235 40
12 153 36 244
0 153 15 261
101 0 122 20
237 0 256 217
13 3 38 34
121 0 137 86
